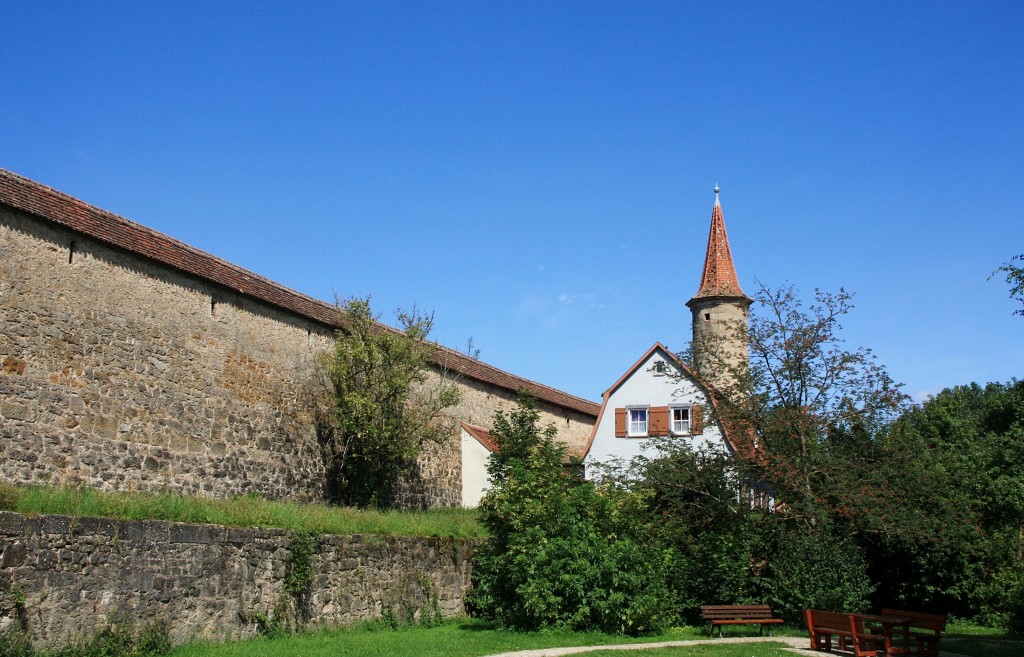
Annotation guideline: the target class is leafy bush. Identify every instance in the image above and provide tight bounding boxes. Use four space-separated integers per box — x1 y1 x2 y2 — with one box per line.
316 297 460 508
981 563 1024 633
469 395 677 635
1007 580 1024 635
886 380 1024 625
753 522 873 622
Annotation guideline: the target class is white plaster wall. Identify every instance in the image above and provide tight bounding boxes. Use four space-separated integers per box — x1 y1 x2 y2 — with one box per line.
584 347 727 478
460 429 493 507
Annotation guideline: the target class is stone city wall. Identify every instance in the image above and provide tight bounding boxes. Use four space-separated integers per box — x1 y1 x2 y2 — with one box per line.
0 201 596 508
0 511 476 647
1 206 330 502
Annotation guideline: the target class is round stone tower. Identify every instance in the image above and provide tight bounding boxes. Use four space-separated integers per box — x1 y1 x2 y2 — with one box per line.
685 185 752 391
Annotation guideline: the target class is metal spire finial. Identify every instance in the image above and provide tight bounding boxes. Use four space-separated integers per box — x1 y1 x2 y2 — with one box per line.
714 182 720 206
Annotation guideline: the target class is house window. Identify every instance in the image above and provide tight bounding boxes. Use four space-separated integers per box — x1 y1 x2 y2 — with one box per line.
670 405 690 435
628 407 648 437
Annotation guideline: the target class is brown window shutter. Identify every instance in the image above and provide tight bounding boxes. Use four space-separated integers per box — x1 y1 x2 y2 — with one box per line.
649 406 669 435
614 408 626 437
692 404 704 435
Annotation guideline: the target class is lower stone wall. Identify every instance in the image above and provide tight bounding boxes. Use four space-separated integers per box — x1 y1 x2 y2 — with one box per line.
0 512 476 648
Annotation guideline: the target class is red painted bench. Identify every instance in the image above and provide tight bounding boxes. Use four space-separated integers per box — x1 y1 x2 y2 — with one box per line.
700 604 783 638
881 608 947 657
805 609 855 652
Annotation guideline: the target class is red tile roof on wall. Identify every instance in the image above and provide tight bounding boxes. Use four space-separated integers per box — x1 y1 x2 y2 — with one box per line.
460 422 498 453
0 168 600 417
689 189 751 302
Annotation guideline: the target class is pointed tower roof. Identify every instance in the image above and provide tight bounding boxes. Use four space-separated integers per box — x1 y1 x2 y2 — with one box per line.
688 185 751 303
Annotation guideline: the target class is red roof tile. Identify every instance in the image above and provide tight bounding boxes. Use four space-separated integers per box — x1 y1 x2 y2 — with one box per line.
689 191 750 302
460 422 498 453
0 168 600 417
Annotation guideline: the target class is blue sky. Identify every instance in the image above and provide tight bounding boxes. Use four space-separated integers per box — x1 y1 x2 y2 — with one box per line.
3 1 1022 403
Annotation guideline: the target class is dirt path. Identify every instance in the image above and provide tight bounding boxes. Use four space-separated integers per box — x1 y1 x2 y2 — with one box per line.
481 635 972 657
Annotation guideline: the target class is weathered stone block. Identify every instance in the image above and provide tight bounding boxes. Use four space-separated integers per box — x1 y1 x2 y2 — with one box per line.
225 528 255 545
0 512 25 536
142 520 170 543
41 516 70 535
0 402 29 420
36 549 58 569
116 520 143 542
169 523 212 544
74 517 115 537
0 541 26 567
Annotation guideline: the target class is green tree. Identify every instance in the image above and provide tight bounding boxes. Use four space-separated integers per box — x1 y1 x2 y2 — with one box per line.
695 282 910 533
993 254 1024 316
469 394 677 635
317 297 460 508
888 380 1024 625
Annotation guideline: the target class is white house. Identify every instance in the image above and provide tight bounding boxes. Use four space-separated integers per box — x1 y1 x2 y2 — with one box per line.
581 343 734 477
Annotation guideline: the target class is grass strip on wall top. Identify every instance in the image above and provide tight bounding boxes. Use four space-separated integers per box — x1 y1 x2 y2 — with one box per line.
0 481 484 538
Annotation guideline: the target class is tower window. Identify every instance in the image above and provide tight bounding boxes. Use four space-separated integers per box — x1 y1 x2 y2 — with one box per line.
704 313 711 321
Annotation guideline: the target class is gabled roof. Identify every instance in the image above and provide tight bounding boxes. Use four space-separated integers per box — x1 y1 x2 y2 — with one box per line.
579 342 739 458
687 188 751 304
0 168 600 417
597 342 681 401
460 421 498 453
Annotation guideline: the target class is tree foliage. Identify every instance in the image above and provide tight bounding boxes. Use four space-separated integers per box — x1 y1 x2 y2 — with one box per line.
993 254 1024 317
621 439 873 624
467 281 1022 632
699 282 910 533
469 394 677 635
885 381 1024 624
317 297 460 508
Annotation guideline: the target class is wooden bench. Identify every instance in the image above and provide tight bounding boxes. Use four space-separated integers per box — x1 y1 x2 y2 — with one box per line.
850 613 906 657
881 608 947 657
700 604 783 638
805 609 854 652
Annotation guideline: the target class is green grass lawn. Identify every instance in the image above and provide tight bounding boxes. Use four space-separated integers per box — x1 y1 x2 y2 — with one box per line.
941 620 1024 657
9 618 1019 657
167 619 1023 657
170 620 711 657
